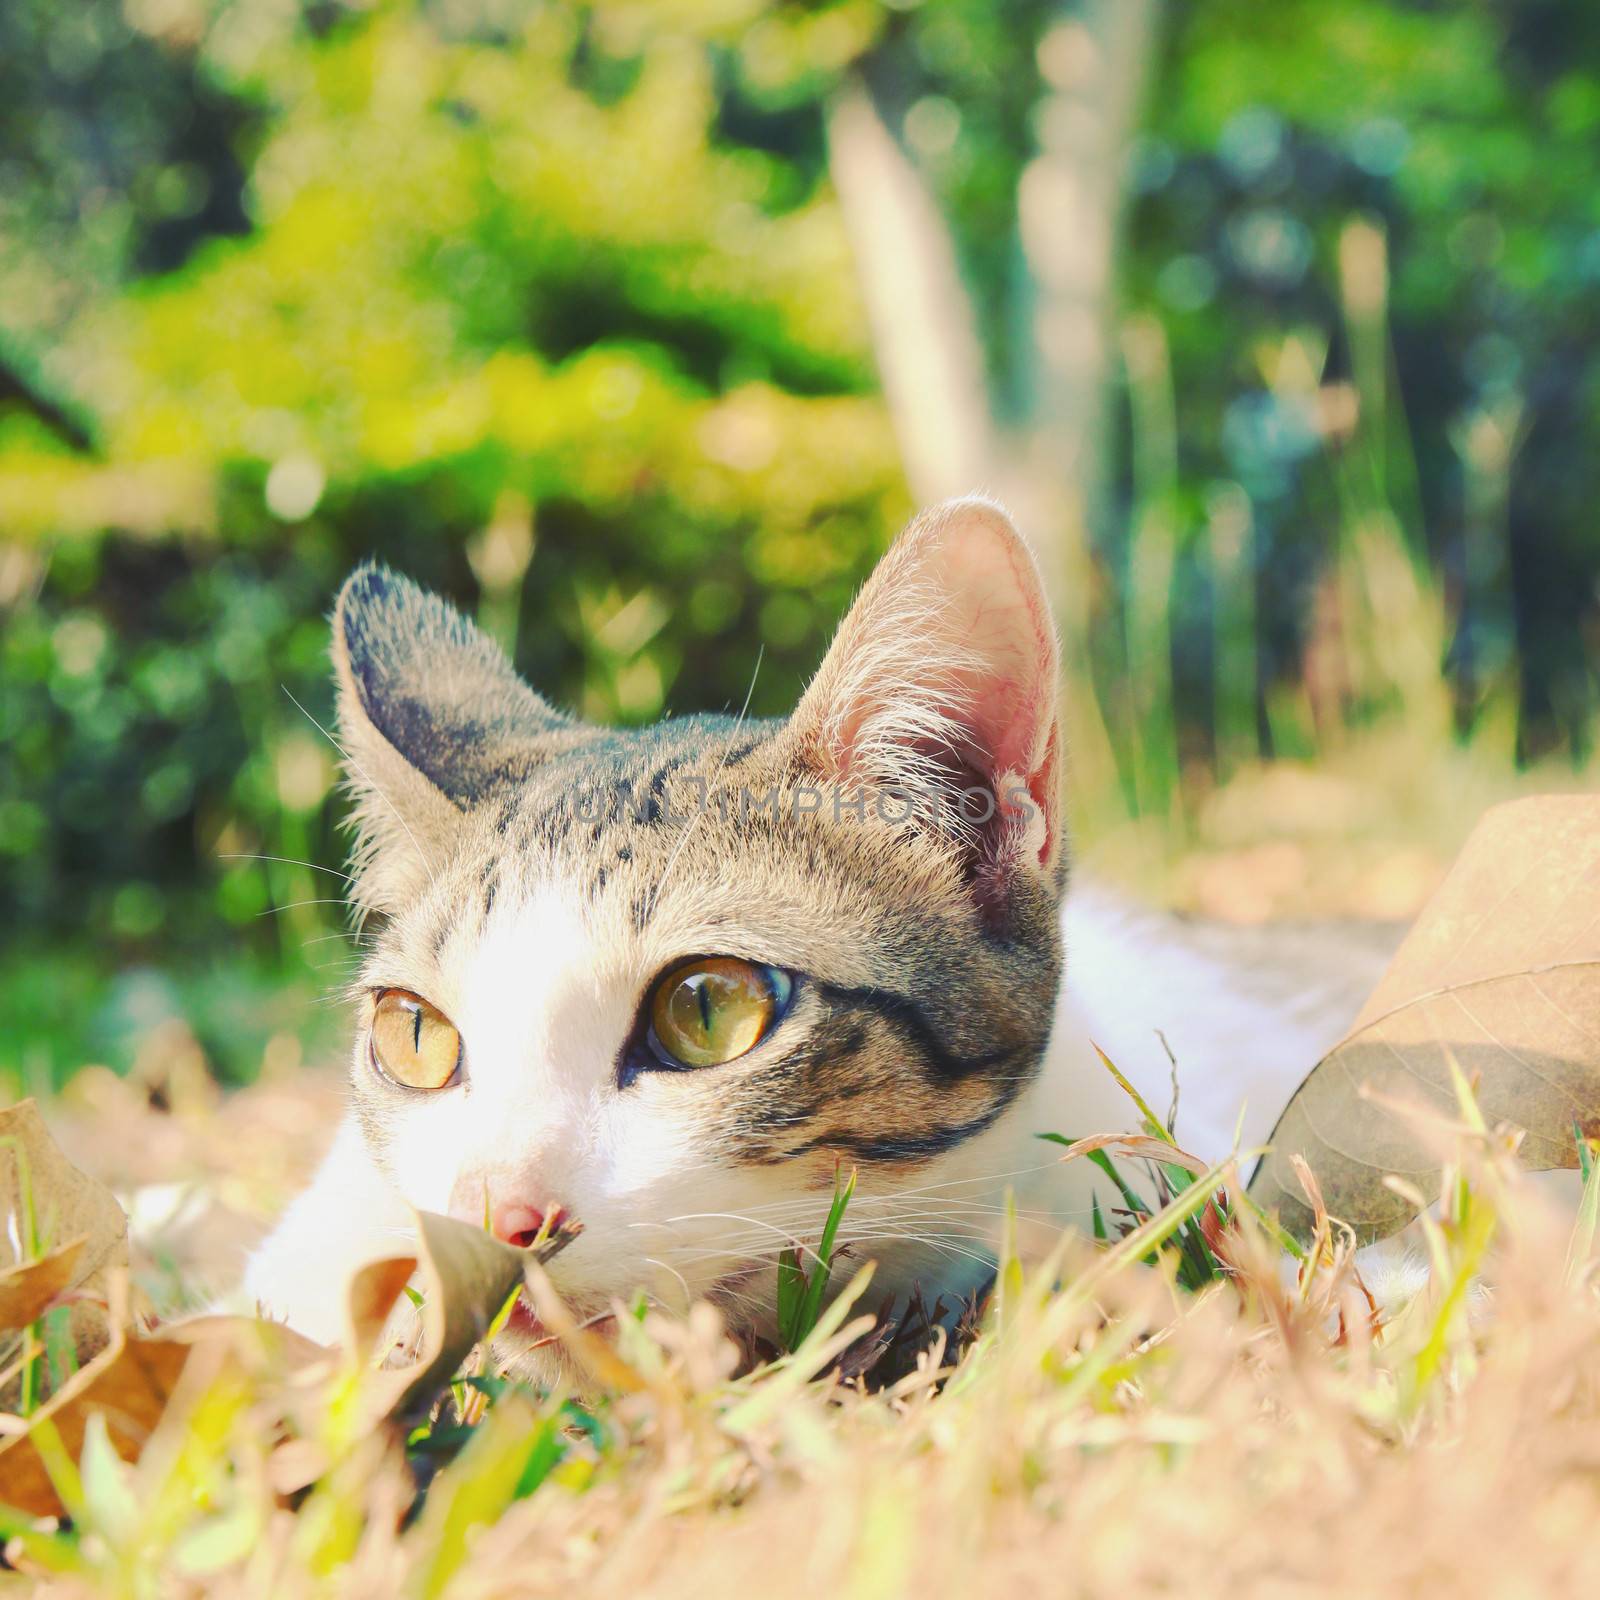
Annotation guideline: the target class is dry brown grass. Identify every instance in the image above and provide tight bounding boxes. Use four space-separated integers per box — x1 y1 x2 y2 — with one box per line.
7 1065 1600 1599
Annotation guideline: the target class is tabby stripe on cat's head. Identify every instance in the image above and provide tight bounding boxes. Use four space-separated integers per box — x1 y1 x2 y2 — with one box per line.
711 982 1044 1170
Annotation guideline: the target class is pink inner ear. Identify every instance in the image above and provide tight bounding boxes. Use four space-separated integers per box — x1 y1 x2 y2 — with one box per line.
940 520 1058 783
791 499 1062 879
829 503 1059 871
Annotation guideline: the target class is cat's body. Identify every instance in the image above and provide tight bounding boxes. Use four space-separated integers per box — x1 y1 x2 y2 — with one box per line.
245 500 1397 1361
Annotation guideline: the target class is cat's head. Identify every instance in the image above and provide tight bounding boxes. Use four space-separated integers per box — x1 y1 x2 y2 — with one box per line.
333 498 1066 1355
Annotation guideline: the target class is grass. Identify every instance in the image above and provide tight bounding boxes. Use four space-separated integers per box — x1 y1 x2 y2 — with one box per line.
1 1073 1598 1596
775 1164 857 1352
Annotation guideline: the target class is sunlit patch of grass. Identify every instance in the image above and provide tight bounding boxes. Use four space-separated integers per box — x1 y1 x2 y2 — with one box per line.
3 1079 1600 1596
1040 1045 1304 1293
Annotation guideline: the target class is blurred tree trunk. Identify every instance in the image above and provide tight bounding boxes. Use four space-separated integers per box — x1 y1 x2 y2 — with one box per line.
825 82 998 511
827 3 1159 623
1017 0 1160 632
826 5 1160 836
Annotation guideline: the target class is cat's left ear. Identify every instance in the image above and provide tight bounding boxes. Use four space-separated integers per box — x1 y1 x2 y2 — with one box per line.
785 497 1065 906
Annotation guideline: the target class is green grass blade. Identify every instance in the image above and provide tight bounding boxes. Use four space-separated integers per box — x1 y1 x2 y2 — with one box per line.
512 1415 565 1500
1069 1161 1234 1302
1092 1047 1173 1146
793 1166 857 1348
1565 1139 1600 1286
775 1247 805 1350
1084 1148 1151 1222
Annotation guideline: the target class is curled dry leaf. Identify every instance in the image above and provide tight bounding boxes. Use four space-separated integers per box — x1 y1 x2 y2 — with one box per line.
0 1196 583 1513
0 1114 591 1517
0 1102 331 1518
1252 795 1600 1241
350 1208 582 1426
0 1102 128 1290
272 1212 573 1495
0 1099 132 1401
0 1238 87 1330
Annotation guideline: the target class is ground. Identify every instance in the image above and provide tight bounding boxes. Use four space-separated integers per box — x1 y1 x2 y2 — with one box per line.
9 755 1598 1597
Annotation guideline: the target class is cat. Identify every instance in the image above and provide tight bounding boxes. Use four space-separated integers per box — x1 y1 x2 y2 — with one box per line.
245 497 1395 1362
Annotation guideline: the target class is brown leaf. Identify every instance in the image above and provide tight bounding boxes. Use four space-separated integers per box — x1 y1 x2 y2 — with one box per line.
0 1238 86 1329
346 1255 422 1362
0 1101 333 1518
0 1101 132 1407
0 1202 580 1513
0 1315 316 1518
167 1313 328 1374
1251 795 1600 1241
0 1335 191 1516
0 1101 128 1298
353 1209 580 1425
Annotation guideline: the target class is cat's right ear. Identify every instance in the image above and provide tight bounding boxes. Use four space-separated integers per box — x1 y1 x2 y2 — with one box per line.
333 564 576 910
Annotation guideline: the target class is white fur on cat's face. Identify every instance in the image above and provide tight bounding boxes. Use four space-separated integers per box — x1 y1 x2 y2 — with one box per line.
369 880 781 1320
358 856 1044 1339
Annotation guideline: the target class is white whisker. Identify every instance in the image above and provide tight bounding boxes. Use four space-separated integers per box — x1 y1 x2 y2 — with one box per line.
257 898 351 917
283 684 431 896
633 1211 827 1269
642 1255 695 1311
219 852 355 882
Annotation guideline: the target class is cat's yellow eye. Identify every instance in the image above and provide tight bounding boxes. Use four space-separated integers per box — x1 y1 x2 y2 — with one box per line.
649 958 790 1069
370 989 463 1090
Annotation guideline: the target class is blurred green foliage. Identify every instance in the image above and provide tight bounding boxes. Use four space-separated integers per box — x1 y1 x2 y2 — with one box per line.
2 0 1598 1083
0 0 925 1083
1125 0 1600 773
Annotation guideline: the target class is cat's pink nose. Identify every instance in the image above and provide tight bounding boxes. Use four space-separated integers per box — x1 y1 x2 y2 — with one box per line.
491 1200 567 1249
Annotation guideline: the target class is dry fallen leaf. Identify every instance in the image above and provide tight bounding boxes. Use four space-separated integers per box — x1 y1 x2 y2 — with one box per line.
0 1100 128 1294
262 1216 544 1491
269 1210 587 1493
0 1099 132 1402
0 1102 335 1517
0 1316 319 1518
1252 795 1600 1240
351 1208 580 1425
0 1327 192 1517
0 1110 587 1516
0 1197 581 1511
0 1238 87 1330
